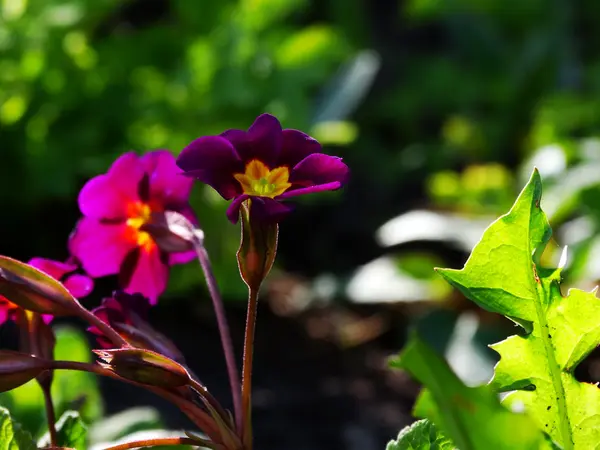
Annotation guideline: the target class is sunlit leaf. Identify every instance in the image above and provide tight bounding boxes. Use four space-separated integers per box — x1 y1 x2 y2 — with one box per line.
438 169 600 449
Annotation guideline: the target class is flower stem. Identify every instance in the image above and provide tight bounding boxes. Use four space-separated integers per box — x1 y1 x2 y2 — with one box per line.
102 437 198 450
40 382 57 446
50 361 221 441
193 238 243 434
74 306 130 348
241 287 258 449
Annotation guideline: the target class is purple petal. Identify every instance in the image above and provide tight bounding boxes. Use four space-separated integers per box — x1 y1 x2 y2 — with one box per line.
69 218 137 278
64 274 94 298
28 258 76 281
251 197 295 222
177 136 243 200
78 152 144 220
289 153 349 187
226 194 250 224
141 150 194 207
277 181 343 199
221 114 283 166
277 129 322 168
41 314 54 324
123 246 168 304
0 298 10 324
169 249 196 265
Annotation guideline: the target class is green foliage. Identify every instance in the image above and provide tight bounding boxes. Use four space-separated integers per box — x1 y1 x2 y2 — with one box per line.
390 335 554 450
386 419 454 450
38 411 87 448
0 408 36 450
437 169 600 449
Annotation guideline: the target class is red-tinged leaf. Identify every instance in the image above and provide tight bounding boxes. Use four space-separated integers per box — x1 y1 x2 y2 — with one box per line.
0 351 49 392
94 348 191 388
0 256 80 316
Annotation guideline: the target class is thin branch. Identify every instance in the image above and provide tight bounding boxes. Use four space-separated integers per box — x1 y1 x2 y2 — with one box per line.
241 288 258 449
40 381 57 446
102 437 198 450
193 238 242 434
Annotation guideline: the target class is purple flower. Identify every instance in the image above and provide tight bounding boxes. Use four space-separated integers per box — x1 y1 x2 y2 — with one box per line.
89 292 184 363
0 257 93 324
176 114 349 223
69 151 197 303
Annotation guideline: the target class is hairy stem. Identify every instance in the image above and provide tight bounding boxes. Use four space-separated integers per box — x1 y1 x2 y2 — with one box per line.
74 306 130 348
241 288 258 449
194 238 242 434
102 437 198 450
50 361 221 441
40 381 57 446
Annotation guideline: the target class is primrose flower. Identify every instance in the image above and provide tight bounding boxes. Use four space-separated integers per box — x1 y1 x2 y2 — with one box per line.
89 291 184 363
0 257 93 324
69 151 196 302
176 114 349 223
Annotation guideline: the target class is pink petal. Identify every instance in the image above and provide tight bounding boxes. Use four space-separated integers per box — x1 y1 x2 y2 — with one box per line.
28 258 76 280
140 150 194 207
69 218 137 278
78 152 144 220
64 274 94 298
123 245 169 304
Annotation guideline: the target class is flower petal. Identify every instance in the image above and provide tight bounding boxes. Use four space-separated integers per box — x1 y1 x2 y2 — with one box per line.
141 150 194 207
28 258 76 280
177 136 243 200
69 218 137 278
123 246 169 304
250 197 295 223
78 152 144 220
278 129 322 168
289 153 349 187
226 194 250 224
221 114 282 166
64 274 94 298
277 181 343 199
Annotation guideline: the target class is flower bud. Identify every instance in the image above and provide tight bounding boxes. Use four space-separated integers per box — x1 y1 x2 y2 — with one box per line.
94 348 190 388
0 351 49 392
0 256 79 317
16 311 56 385
236 201 279 291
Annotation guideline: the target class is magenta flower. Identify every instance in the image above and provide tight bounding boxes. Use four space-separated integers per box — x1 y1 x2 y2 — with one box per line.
176 114 349 223
0 257 93 324
69 151 196 302
89 291 184 363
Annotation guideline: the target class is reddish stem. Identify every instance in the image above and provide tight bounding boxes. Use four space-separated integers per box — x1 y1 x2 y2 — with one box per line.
74 306 130 348
102 437 198 450
241 288 258 449
194 239 243 434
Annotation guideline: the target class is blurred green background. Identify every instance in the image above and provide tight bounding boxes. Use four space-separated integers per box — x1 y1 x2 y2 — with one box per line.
3 0 600 449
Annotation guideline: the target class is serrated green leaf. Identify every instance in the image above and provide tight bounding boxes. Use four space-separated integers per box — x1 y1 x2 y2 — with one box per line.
437 168 600 450
390 335 556 450
0 407 37 450
386 419 455 450
38 410 87 448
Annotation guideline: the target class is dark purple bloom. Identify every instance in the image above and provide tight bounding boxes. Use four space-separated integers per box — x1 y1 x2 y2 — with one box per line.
69 151 197 302
89 292 184 363
0 257 93 324
176 114 349 223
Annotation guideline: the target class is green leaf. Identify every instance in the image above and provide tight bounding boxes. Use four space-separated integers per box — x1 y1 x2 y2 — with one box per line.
390 335 555 450
386 419 455 450
0 407 36 450
437 168 600 450
38 410 87 448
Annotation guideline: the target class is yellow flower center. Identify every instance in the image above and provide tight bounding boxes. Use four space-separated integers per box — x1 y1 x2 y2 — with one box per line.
126 202 154 251
234 159 291 198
